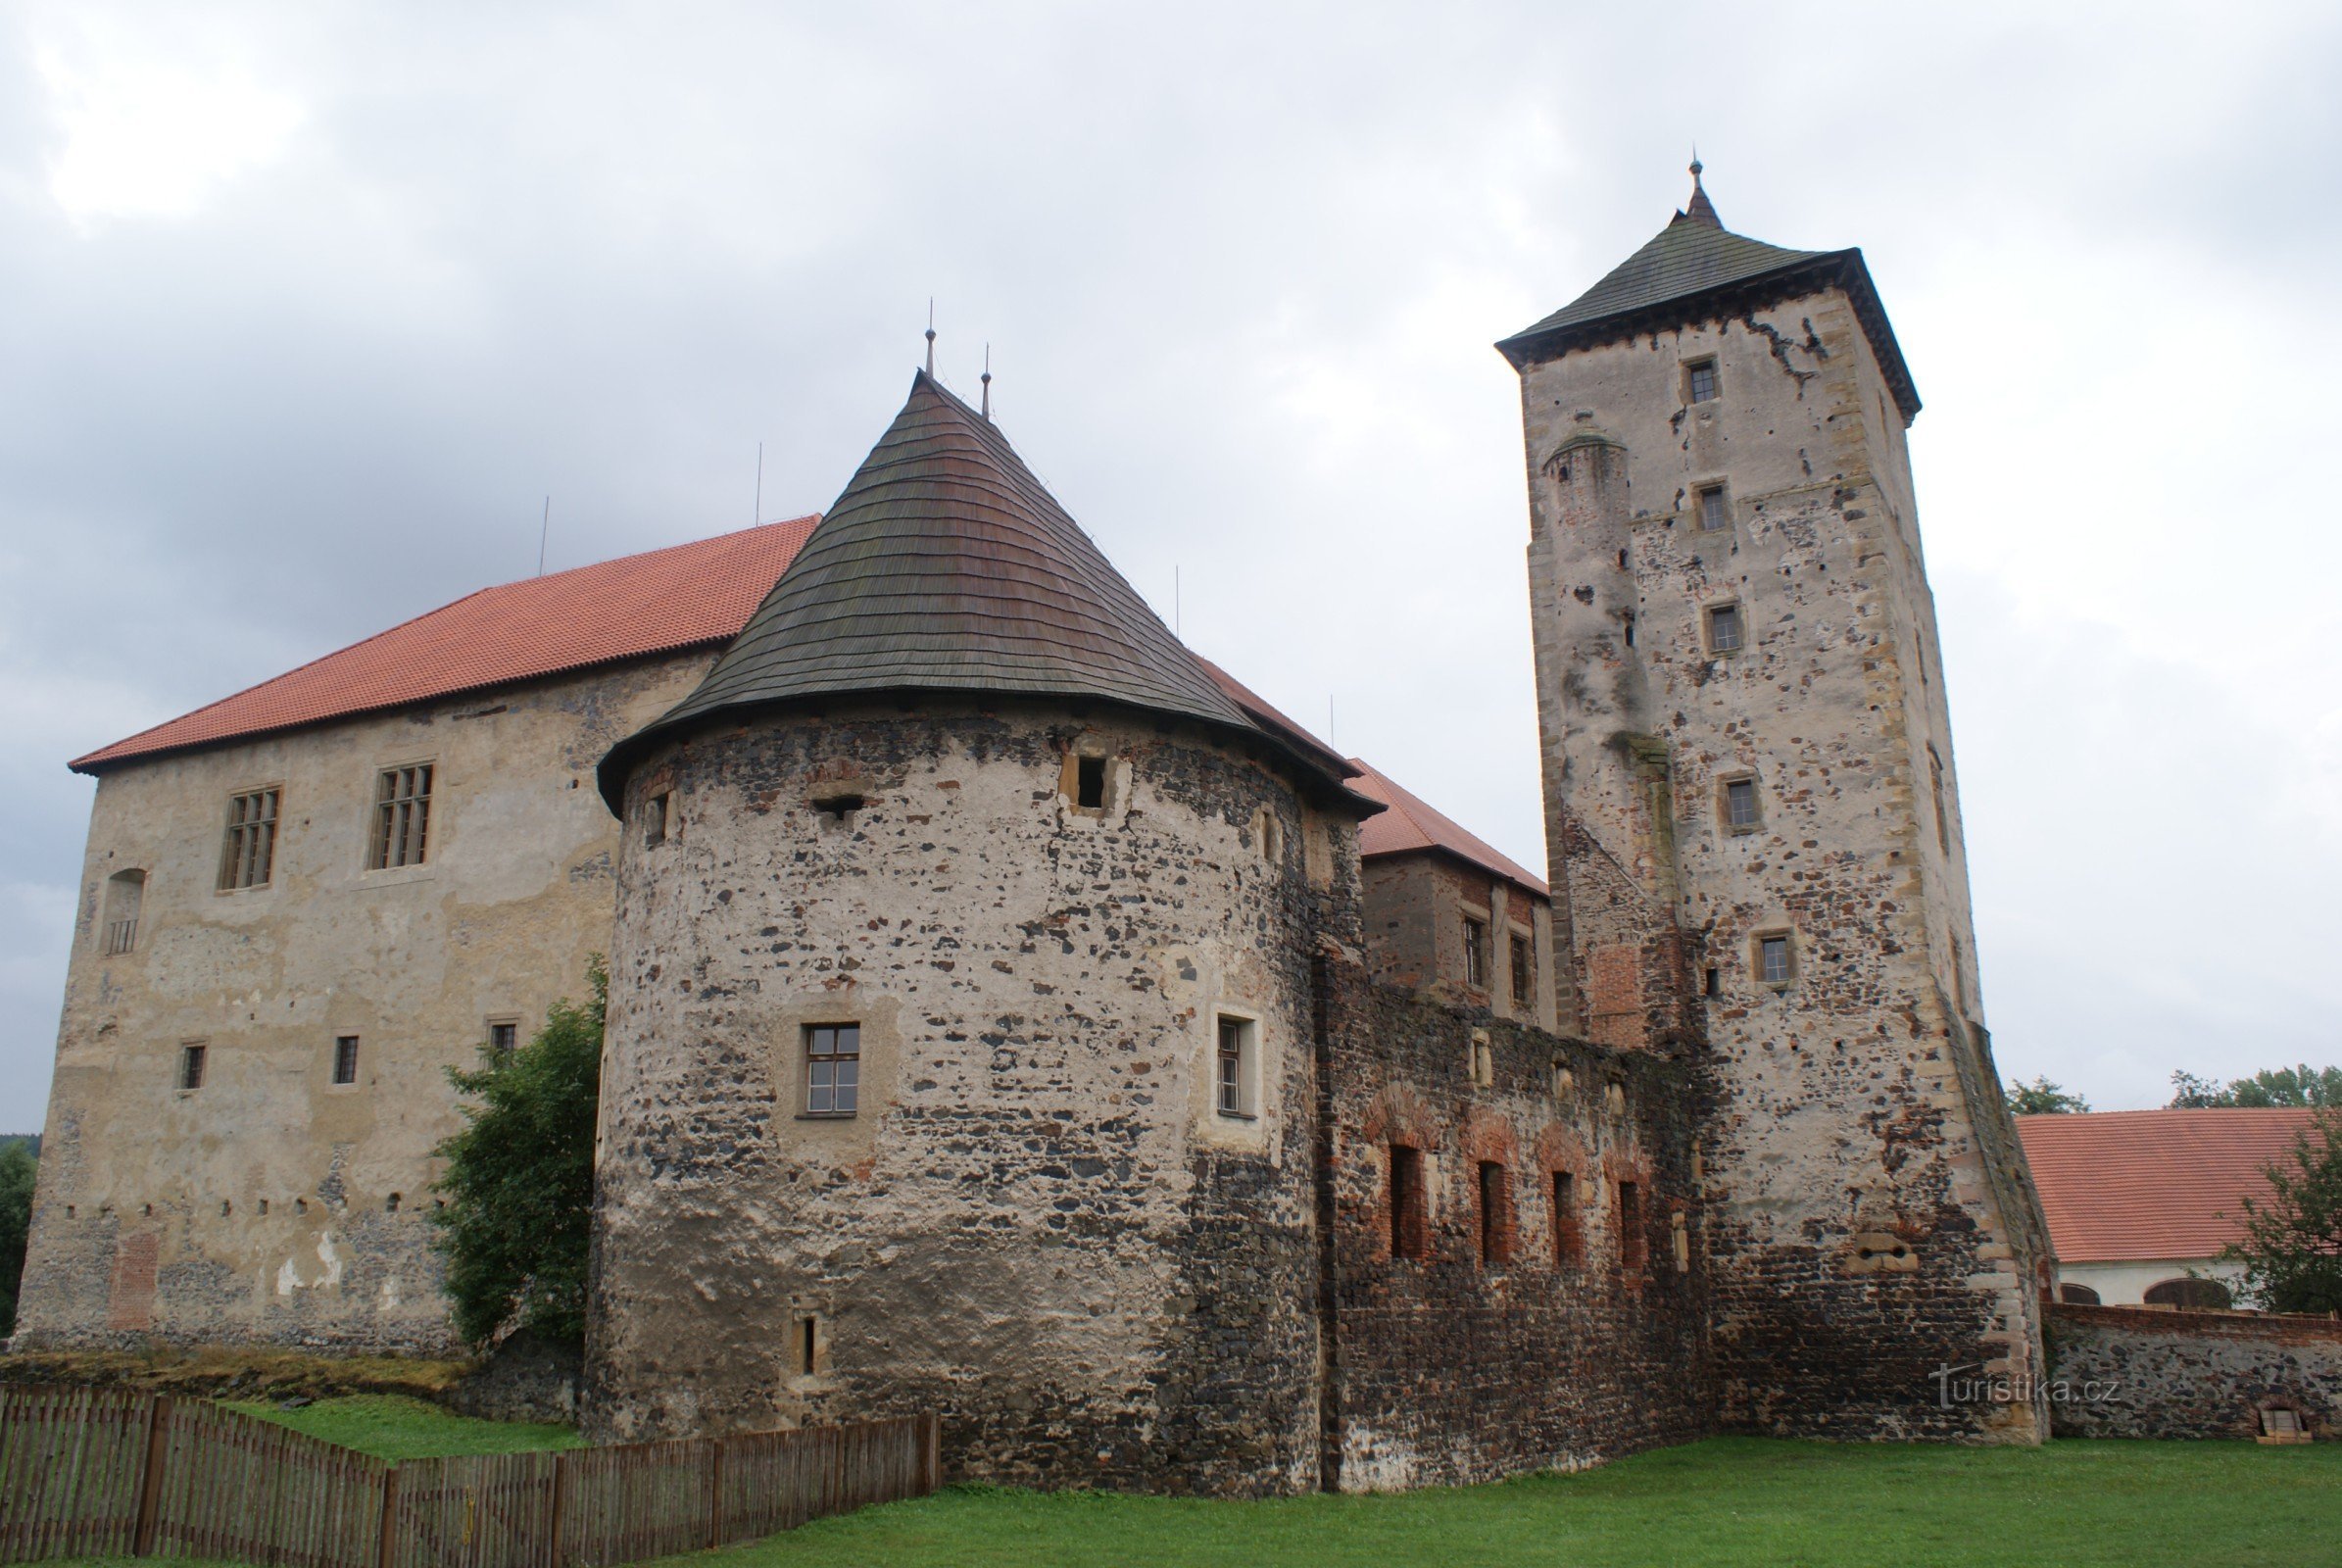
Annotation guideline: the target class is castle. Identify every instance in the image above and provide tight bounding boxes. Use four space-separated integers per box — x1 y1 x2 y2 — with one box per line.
17 169 2053 1490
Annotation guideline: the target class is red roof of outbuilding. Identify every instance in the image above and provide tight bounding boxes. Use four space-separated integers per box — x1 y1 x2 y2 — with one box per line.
1345 758 1547 898
71 516 820 772
2016 1108 2322 1264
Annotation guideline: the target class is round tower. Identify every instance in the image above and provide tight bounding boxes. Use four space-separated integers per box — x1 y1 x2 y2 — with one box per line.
587 372 1369 1494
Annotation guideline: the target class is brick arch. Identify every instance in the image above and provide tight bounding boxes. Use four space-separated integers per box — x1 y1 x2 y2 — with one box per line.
1459 1108 1520 1168
1361 1084 1439 1151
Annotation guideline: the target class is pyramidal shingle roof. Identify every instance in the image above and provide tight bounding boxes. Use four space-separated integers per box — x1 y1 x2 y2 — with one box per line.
1496 172 1920 421
600 371 1358 808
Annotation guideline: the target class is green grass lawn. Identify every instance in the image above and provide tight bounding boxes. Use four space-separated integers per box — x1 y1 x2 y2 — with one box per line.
226 1392 580 1460
54 1423 2340 1568
671 1437 2339 1568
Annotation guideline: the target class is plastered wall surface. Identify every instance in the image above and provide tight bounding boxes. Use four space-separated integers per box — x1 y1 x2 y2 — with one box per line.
18 654 713 1352
1516 288 2051 1439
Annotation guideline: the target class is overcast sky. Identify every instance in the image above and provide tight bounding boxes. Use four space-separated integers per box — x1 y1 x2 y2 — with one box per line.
2 2 2335 1127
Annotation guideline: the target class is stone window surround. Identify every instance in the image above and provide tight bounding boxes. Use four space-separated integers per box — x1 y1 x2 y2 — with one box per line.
1752 928 1796 990
1682 357 1721 406
364 758 438 873
216 782 283 895
1692 478 1732 532
1717 771 1761 835
1701 599 1745 657
1459 904 1490 992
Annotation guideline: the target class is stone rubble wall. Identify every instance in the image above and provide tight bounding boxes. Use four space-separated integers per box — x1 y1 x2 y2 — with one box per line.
2045 1301 2342 1441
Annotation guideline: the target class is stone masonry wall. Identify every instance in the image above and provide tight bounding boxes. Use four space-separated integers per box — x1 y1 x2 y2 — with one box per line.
1324 968 1712 1488
1515 284 2050 1440
1359 853 1557 1032
2045 1302 2342 1441
19 653 713 1354
586 699 1360 1495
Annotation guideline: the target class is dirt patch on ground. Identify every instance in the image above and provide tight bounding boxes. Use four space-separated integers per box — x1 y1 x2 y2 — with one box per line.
0 1344 474 1402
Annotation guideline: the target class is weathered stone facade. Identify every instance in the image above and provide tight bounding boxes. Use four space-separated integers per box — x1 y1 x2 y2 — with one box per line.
17 654 714 1353
1358 854 1556 1032
587 699 1352 1489
2044 1302 2342 1441
1505 208 2054 1439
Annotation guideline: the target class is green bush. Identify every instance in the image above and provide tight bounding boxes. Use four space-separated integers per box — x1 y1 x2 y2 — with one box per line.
0 1140 35 1335
428 959 604 1348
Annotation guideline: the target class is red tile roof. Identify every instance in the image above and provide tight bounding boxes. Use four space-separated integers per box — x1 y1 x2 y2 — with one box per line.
72 517 820 772
1345 758 1547 897
2017 1108 2323 1263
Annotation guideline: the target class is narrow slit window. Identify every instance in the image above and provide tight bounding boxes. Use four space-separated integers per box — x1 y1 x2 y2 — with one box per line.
1725 777 1760 830
1705 603 1743 654
1927 746 1952 855
368 765 433 870
101 869 145 956
1478 1161 1511 1265
1390 1144 1427 1260
1704 966 1721 999
1076 756 1107 810
1622 611 1635 648
331 1035 360 1086
1462 916 1488 989
1552 1171 1581 1265
1686 360 1720 405
1509 933 1534 1006
1618 1180 1647 1273
219 788 280 890
800 1316 818 1375
805 1023 861 1116
1697 484 1731 531
179 1043 208 1091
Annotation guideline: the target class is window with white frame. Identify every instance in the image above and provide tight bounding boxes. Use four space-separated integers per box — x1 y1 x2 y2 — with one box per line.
1215 1014 1256 1118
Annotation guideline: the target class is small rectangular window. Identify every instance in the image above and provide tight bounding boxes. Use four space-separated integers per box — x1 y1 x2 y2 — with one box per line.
218 788 280 890
1076 756 1107 810
1552 1171 1581 1265
1478 1161 1511 1265
368 765 433 870
1214 1014 1253 1118
1758 934 1793 987
179 1043 207 1091
1509 933 1534 1005
488 1020 518 1059
1686 360 1719 405
1697 484 1730 531
799 1315 818 1376
1725 777 1760 830
805 1023 861 1116
1390 1144 1427 1261
1705 603 1743 654
644 791 670 848
1618 1180 1647 1273
1462 916 1488 989
331 1035 360 1085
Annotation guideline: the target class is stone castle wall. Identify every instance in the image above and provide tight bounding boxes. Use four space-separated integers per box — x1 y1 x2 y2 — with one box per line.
1515 284 2050 1439
1358 853 1557 1032
584 700 1357 1494
1325 974 1712 1487
2045 1302 2342 1441
18 653 713 1353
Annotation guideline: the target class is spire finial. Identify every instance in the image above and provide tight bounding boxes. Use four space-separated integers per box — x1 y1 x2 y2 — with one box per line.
1683 149 1721 228
924 299 937 376
980 343 993 419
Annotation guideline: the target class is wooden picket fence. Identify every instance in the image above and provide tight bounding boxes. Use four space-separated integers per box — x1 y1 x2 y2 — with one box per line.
0 1386 939 1567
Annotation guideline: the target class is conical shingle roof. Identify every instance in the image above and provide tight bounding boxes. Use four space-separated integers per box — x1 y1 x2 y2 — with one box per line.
1496 176 1920 420
601 371 1352 807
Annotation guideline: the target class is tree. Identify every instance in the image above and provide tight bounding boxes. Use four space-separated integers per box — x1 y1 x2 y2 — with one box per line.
2220 1107 2342 1314
429 959 605 1348
0 1141 35 1336
2007 1076 2090 1115
2170 1064 2342 1109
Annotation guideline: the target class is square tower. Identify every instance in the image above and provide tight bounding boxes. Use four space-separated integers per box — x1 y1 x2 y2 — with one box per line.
1498 167 2052 1439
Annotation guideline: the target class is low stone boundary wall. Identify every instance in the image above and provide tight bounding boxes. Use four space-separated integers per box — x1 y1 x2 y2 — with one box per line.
2046 1301 2341 1440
